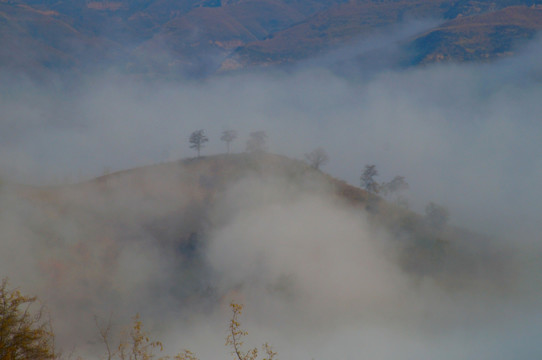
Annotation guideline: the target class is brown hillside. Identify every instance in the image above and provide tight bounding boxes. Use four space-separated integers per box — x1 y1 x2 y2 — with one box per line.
141 0 309 61
13 152 504 285
0 2 121 73
409 6 542 64
2 0 542 74
444 5 542 29
230 0 451 65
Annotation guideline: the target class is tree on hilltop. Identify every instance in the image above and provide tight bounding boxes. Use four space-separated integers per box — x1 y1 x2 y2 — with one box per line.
221 130 237 154
189 130 209 158
380 175 408 196
305 147 329 170
361 164 379 194
380 175 409 208
246 131 267 153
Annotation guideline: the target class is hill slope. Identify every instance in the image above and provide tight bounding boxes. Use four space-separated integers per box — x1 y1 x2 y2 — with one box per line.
0 152 516 353
14 153 507 287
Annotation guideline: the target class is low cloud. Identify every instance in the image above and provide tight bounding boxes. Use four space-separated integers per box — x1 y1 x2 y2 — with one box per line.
1 24 542 360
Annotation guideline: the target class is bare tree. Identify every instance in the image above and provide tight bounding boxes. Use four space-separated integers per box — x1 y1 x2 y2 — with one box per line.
305 147 329 170
360 164 379 194
189 130 209 158
220 130 237 154
246 131 267 153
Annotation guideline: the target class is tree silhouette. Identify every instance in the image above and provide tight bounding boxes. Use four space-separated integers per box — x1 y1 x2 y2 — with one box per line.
189 130 209 158
305 147 329 170
380 175 409 197
360 164 379 194
221 130 237 154
246 131 267 153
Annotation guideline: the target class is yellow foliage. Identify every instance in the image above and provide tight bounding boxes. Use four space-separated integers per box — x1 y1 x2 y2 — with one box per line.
97 302 278 360
0 279 174 360
225 303 277 360
117 314 167 360
100 303 277 360
0 278 276 360
95 313 169 360
0 278 57 360
173 350 199 360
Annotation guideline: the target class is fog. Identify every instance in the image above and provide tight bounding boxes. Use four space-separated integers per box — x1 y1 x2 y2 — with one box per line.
1 24 542 360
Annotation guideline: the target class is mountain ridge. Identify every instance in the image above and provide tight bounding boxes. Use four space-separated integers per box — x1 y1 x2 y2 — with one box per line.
2 0 542 76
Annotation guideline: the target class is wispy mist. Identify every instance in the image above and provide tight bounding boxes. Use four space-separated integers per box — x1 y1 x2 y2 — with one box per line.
1 24 542 360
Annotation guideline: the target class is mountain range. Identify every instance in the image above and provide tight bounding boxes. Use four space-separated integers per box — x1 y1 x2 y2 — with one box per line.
1 0 542 76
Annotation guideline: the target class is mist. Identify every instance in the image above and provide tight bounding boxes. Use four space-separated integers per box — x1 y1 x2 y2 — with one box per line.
1 23 542 359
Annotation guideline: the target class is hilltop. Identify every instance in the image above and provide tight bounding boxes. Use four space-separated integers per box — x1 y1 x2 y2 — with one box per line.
13 152 509 296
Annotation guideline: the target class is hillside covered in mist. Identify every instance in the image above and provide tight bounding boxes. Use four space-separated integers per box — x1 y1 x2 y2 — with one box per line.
1 151 534 358
1 0 542 357
11 152 507 286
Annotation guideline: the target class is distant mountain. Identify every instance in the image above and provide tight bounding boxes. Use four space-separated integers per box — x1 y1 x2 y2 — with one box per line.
408 6 542 64
229 1 542 68
1 0 541 76
229 0 449 67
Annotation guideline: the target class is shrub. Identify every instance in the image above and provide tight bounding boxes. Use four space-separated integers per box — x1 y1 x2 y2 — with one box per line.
0 278 57 360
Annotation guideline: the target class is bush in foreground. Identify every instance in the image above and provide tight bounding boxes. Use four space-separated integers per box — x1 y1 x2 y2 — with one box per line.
0 278 57 360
